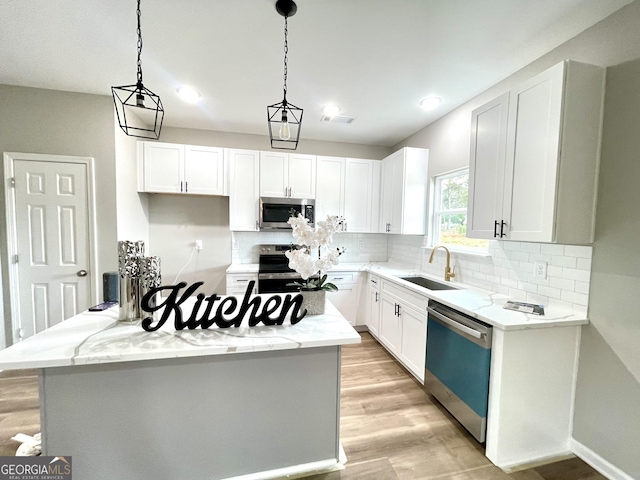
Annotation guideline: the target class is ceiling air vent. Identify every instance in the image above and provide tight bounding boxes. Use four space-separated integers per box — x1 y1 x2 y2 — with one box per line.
320 115 355 124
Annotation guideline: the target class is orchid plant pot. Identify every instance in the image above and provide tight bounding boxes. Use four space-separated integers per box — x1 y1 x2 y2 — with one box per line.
299 289 326 315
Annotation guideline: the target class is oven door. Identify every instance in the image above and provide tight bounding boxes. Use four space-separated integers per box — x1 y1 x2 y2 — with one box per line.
258 272 305 293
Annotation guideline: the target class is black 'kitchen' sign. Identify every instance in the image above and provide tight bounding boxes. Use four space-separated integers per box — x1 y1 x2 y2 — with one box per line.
139 281 307 331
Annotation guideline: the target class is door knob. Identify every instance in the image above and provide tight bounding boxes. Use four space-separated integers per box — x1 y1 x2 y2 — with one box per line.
77 270 88 277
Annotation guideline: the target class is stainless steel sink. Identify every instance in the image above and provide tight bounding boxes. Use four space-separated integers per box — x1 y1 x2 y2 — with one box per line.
398 276 457 291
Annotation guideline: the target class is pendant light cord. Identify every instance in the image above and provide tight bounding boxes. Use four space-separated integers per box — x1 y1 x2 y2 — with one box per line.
136 0 143 88
282 15 288 103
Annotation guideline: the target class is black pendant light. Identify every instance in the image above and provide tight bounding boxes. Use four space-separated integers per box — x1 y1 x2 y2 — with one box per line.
112 0 164 140
267 0 303 150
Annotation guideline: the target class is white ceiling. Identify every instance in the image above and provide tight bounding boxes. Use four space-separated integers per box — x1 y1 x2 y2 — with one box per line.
0 0 634 146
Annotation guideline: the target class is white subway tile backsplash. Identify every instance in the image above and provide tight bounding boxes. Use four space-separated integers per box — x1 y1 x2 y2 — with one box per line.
564 245 592 258
538 285 562 300
547 265 564 278
561 290 589 307
502 242 522 251
550 255 577 268
577 257 592 271
510 251 530 262
562 267 591 283
550 277 576 291
575 281 590 295
541 244 565 255
520 243 542 254
386 237 593 312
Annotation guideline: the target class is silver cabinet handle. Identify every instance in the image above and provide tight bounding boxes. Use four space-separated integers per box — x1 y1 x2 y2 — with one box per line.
180 181 183 192
289 187 292 197
256 220 259 231
427 307 483 339
185 181 188 193
77 269 87 277
375 292 379 302
236 279 248 282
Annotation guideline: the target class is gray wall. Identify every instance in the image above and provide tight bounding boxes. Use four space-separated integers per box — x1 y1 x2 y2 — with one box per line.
0 85 118 347
572 58 640 479
390 2 640 477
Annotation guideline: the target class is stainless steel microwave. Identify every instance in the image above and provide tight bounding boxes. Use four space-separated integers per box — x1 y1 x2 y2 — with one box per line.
259 197 315 230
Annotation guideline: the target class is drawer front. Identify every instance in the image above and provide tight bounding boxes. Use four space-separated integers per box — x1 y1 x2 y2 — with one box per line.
368 274 381 292
381 280 429 312
326 272 356 285
227 274 258 294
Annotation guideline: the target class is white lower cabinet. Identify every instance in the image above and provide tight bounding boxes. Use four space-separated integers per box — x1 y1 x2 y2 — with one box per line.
366 274 381 337
376 279 428 382
226 273 258 295
325 272 363 327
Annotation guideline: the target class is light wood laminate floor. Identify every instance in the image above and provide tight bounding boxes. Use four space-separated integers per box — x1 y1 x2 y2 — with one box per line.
0 334 605 479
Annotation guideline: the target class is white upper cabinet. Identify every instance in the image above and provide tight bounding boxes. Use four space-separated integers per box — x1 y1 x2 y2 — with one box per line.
380 147 429 234
316 156 381 232
467 93 510 239
467 60 605 244
229 149 260 231
315 156 345 222
138 141 226 196
259 152 316 199
184 145 225 195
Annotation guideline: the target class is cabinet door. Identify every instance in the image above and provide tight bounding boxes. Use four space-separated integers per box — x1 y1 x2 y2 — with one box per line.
143 142 183 193
369 160 381 233
400 304 427 382
367 286 381 338
184 146 225 195
344 159 374 233
389 153 405 234
503 62 564 242
288 154 316 198
260 151 288 197
327 285 357 326
379 294 401 355
229 149 260 231
316 156 345 223
467 93 509 239
380 152 398 232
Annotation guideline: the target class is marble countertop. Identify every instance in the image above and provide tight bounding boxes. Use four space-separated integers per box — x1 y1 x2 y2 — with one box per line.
0 297 360 371
226 261 589 330
367 263 588 330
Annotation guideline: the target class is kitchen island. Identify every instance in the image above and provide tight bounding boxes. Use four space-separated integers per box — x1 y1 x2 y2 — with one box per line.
0 295 360 480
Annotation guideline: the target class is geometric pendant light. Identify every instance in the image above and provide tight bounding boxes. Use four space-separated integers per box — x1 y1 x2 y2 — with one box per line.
112 0 164 140
267 0 303 150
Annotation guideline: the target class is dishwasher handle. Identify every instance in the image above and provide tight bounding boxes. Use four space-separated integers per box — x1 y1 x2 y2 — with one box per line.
427 307 485 340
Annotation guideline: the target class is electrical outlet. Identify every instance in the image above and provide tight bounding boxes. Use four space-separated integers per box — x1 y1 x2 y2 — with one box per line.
195 240 203 250
359 241 365 250
534 261 547 279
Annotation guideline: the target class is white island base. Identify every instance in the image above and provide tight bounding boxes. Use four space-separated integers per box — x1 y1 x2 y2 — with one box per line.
0 296 360 480
41 346 342 480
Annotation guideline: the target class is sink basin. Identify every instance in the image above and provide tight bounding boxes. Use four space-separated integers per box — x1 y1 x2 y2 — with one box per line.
398 276 457 291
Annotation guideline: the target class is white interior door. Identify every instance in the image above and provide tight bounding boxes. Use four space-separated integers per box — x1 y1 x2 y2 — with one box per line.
6 156 93 341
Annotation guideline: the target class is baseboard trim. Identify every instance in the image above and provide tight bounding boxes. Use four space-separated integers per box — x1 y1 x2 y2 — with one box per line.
570 438 635 480
223 458 341 480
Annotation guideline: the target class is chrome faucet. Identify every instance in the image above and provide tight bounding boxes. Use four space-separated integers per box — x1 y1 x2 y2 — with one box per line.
429 245 455 281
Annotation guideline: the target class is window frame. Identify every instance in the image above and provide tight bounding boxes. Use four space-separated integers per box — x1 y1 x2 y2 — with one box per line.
430 167 489 254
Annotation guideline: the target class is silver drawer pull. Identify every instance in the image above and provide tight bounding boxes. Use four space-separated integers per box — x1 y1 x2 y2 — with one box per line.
236 279 249 282
333 277 344 280
427 307 484 339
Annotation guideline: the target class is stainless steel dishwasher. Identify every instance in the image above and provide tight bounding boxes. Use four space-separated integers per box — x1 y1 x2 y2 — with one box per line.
425 300 492 443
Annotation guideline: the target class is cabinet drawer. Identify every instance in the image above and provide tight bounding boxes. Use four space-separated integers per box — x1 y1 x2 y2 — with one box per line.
368 274 381 292
326 272 356 285
381 280 429 312
226 274 258 294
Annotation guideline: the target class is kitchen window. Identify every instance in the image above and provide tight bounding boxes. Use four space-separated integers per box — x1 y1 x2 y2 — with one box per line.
432 168 488 252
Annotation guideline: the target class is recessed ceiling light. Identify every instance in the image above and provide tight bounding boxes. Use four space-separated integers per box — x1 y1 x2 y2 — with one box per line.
322 104 341 116
176 86 201 103
420 96 442 111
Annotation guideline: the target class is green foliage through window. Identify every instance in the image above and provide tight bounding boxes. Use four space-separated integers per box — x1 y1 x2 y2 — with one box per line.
433 169 488 251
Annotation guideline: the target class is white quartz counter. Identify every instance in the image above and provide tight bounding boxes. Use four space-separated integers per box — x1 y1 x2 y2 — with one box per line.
0 297 360 371
226 261 589 330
